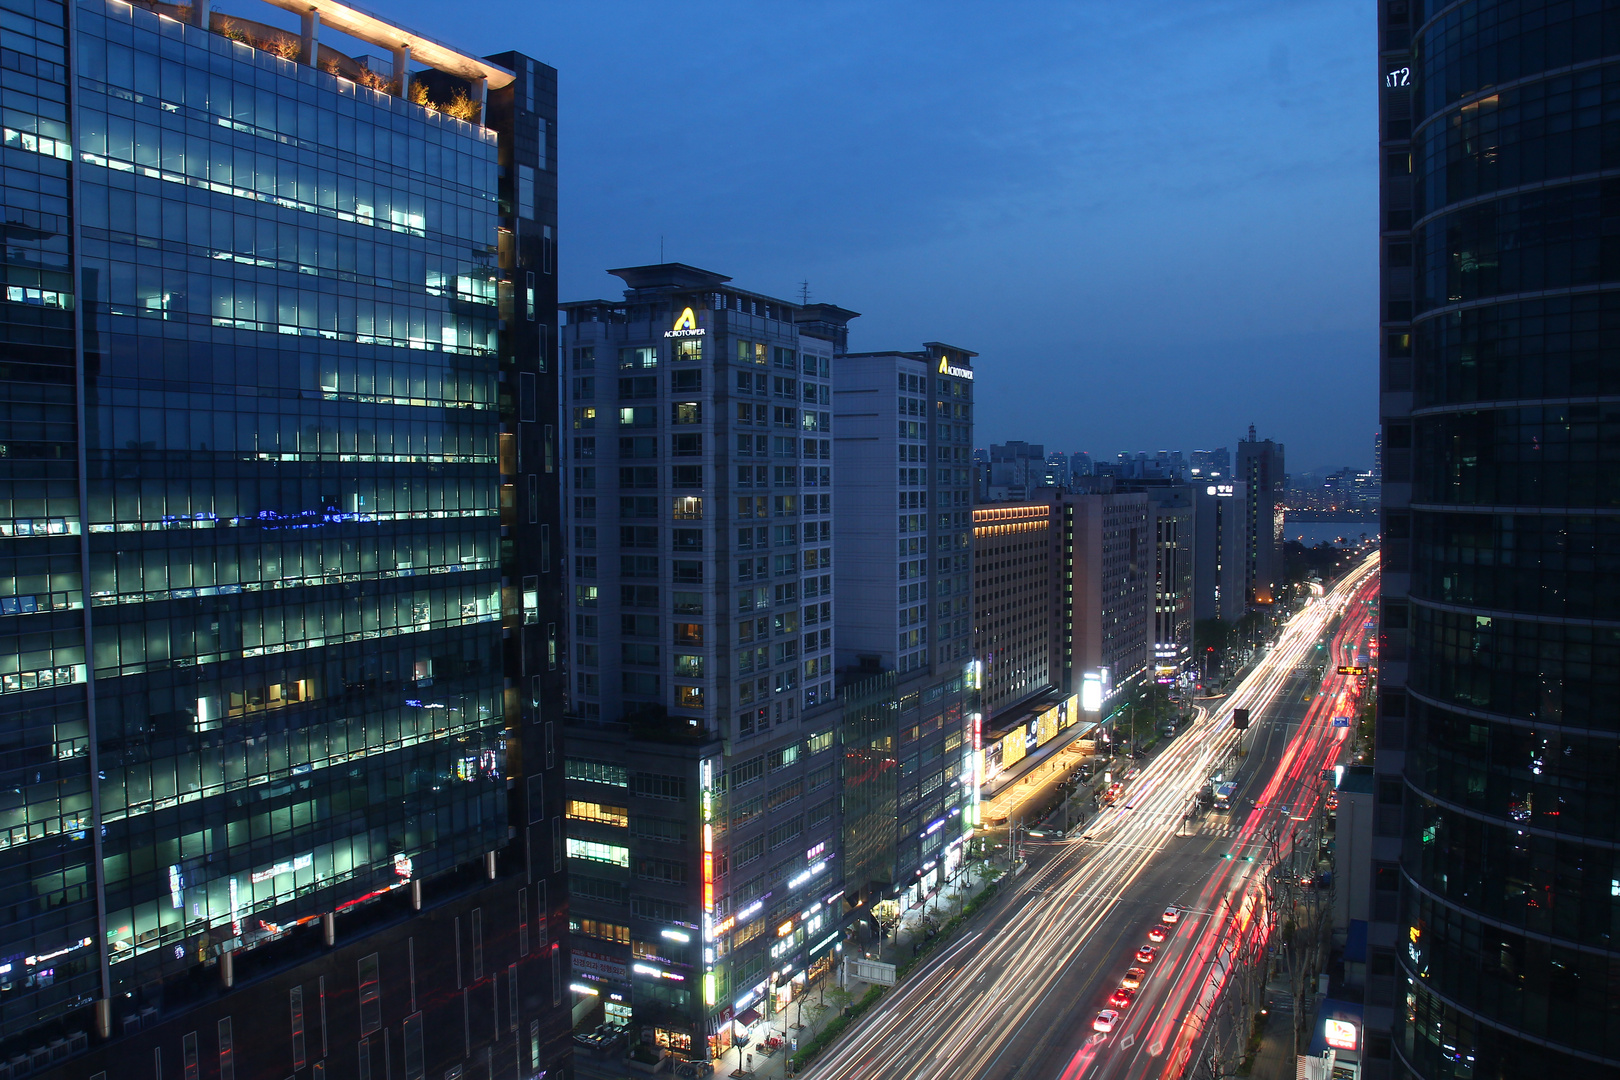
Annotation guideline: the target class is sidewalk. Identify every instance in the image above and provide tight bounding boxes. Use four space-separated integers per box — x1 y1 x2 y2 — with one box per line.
1244 975 1298 1080
574 857 1005 1080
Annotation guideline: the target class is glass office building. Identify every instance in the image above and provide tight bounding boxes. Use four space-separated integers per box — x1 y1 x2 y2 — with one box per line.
1379 1 1620 1077
1 0 570 1075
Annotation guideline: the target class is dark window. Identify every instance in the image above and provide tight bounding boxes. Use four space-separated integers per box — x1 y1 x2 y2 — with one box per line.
620 525 659 548
619 466 657 489
672 465 703 488
619 436 657 458
402 1013 424 1080
357 954 382 1037
672 433 703 456
618 376 657 399
671 369 701 392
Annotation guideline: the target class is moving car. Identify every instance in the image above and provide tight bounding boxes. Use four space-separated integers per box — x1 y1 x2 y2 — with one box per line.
1108 987 1137 1010
1136 945 1158 964
1094 1009 1120 1034
1121 967 1146 990
1162 906 1180 924
1147 924 1170 943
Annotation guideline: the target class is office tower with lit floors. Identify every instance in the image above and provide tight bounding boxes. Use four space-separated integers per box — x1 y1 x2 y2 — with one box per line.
559 267 848 1061
1374 1 1620 1078
0 2 571 1076
1236 426 1285 607
832 345 978 913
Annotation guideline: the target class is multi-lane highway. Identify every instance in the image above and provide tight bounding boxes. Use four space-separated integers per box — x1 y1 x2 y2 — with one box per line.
809 554 1380 1080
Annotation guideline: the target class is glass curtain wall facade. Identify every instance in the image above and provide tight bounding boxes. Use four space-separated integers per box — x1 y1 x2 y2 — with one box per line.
0 1 570 1075
1382 2 1620 1078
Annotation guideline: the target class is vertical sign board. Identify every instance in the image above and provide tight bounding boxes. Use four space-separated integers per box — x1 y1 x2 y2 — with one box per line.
1232 708 1251 730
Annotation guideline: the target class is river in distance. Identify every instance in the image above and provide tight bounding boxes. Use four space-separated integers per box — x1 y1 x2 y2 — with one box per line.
1286 519 1376 548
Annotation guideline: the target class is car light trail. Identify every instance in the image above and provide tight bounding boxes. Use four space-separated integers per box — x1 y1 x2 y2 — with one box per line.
810 554 1380 1080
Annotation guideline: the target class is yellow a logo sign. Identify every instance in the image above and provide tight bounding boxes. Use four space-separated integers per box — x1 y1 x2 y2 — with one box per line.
674 307 698 332
938 356 950 374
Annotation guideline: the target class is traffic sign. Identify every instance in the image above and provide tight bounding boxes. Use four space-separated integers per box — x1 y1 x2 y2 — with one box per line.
1232 708 1250 730
1332 717 1350 727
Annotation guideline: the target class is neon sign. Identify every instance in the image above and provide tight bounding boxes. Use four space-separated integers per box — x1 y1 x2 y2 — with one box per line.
1324 1018 1358 1051
664 307 705 338
936 356 973 380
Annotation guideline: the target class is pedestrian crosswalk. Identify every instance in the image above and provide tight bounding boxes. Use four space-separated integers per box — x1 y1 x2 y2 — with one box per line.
1199 821 1239 838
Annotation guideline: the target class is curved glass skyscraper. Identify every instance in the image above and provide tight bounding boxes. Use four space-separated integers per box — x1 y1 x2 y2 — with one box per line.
1379 2 1620 1077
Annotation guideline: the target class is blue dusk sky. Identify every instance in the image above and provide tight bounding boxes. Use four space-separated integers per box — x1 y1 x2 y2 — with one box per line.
387 0 1379 473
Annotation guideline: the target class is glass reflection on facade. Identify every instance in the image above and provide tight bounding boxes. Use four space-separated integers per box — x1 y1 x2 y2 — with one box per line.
1 0 569 1073
1381 2 1620 1077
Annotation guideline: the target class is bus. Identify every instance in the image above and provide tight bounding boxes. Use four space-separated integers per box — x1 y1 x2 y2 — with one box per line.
1213 781 1238 812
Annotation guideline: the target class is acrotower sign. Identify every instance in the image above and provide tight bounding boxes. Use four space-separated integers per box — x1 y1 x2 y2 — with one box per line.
937 355 973 380
665 306 706 338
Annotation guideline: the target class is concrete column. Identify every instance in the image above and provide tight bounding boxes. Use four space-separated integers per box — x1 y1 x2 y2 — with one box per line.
299 8 319 67
220 949 234 988
95 999 111 1040
410 879 422 911
484 850 497 880
322 911 335 947
190 0 209 28
391 43 411 96
474 76 488 123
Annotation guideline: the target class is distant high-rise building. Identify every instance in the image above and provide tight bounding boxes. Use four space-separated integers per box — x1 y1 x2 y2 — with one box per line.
1069 451 1093 481
0 3 571 1074
833 344 977 909
1236 427 1286 605
1190 447 1231 480
560 267 849 1056
1057 489 1152 712
1372 429 1383 481
1143 487 1195 680
984 441 1045 500
1193 481 1248 626
1370 3 1620 1078
972 502 1057 719
1042 451 1068 489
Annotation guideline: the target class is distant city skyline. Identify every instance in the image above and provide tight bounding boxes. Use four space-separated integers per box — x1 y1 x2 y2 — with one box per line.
379 0 1378 471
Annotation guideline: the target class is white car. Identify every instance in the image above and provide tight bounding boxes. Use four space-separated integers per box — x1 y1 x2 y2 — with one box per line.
1162 906 1181 924
1094 1009 1121 1034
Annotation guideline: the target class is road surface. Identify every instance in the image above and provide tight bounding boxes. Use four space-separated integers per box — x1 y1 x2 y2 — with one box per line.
808 555 1379 1080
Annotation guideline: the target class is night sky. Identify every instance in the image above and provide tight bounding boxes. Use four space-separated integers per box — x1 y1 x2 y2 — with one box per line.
385 0 1378 473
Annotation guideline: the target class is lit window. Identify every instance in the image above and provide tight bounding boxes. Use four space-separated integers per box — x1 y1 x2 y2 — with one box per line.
566 801 629 827
566 838 629 866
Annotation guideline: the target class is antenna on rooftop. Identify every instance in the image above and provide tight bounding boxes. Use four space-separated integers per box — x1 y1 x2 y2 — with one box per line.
799 281 811 305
